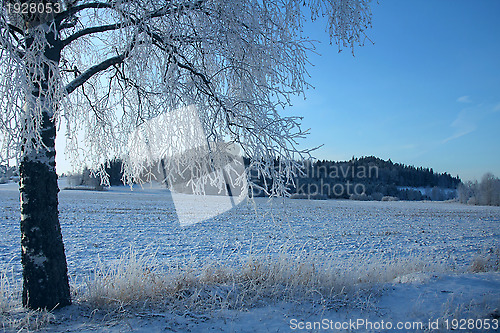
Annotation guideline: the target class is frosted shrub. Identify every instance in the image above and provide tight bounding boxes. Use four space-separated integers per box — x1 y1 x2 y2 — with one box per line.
84 250 166 308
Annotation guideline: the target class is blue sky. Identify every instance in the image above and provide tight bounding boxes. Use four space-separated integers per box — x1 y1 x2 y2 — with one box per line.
286 0 500 181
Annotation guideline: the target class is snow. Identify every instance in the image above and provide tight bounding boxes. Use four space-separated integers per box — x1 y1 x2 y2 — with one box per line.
1 180 499 332
397 186 457 198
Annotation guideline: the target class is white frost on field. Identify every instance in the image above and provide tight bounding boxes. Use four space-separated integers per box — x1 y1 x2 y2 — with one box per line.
0 181 499 332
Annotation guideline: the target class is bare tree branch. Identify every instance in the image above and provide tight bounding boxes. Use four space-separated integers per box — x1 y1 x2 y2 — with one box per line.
62 22 130 47
65 53 125 94
55 2 116 24
7 24 23 36
61 0 207 48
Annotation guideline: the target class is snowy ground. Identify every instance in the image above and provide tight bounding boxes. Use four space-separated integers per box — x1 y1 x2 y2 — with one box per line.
1 181 499 332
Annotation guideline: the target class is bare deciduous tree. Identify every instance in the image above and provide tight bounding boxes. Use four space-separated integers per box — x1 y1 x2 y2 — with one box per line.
0 0 372 309
458 173 500 206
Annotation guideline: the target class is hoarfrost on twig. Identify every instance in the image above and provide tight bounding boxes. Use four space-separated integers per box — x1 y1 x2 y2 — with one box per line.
0 0 372 196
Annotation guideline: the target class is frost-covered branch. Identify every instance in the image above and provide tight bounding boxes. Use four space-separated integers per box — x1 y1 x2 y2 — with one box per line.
65 52 126 94
61 0 206 48
1 0 373 196
62 22 130 47
54 2 116 23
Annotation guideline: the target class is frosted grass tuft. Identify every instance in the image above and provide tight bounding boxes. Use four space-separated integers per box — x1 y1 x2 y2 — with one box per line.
79 247 448 313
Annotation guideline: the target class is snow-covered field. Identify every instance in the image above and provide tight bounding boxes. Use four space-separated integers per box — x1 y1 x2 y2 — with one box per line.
1 181 499 332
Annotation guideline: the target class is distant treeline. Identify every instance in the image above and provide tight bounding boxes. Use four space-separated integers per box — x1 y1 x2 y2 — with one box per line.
250 156 462 201
63 156 464 202
8 155 500 206
65 159 124 189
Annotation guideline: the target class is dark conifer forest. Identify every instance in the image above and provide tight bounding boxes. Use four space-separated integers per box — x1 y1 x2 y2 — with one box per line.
250 156 462 201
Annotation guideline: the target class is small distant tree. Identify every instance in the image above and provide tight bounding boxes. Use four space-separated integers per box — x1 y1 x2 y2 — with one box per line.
478 173 500 206
0 0 372 309
458 180 477 204
458 173 500 206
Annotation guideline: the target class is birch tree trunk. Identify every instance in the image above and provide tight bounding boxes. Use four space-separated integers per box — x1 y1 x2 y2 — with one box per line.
19 22 71 310
19 115 71 309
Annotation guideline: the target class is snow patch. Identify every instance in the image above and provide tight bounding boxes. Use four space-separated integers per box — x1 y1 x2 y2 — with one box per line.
393 272 432 284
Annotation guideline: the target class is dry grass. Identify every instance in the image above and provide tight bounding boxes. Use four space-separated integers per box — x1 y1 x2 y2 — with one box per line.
3 247 494 330
78 247 445 314
469 247 500 273
0 267 16 314
0 267 55 332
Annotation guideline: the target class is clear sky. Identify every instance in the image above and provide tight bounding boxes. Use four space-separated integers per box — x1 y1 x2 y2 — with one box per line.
56 0 500 182
286 0 500 181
